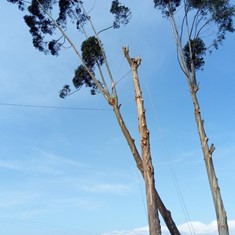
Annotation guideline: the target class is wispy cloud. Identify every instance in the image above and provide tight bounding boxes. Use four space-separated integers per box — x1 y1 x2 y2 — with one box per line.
0 191 42 209
0 150 88 175
156 150 201 168
0 157 62 175
102 220 235 235
38 150 88 168
0 160 21 170
51 197 103 211
82 183 131 195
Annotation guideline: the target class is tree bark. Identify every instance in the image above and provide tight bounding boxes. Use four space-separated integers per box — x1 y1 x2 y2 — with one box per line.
123 46 161 235
112 103 180 235
168 10 229 234
189 73 229 235
109 47 181 235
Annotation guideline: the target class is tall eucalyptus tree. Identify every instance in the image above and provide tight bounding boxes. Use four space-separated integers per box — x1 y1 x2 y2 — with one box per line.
153 0 235 234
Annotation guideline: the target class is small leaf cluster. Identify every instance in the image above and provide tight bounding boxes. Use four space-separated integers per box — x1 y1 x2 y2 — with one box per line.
183 38 207 71
81 36 104 68
72 36 104 96
154 0 181 16
7 0 25 10
8 0 87 55
72 65 98 95
110 0 131 28
59 85 71 99
60 36 104 98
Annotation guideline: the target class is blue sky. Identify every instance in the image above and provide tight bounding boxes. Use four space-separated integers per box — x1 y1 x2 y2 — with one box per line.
0 1 235 235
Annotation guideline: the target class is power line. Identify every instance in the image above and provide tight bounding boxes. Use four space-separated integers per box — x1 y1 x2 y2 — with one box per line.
0 102 111 111
139 68 196 235
115 69 132 85
0 217 95 235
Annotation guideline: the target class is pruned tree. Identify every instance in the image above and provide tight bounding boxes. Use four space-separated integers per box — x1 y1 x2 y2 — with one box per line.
153 0 235 234
6 1 181 234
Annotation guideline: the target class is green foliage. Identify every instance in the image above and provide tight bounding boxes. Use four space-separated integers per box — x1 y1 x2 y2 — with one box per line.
8 0 131 55
8 0 86 55
72 65 98 95
70 37 104 96
188 0 235 47
7 0 130 97
154 0 181 16
59 84 71 99
7 0 25 10
183 38 207 71
154 0 234 71
60 65 99 98
48 40 63 56
187 0 204 8
81 37 104 68
110 0 131 28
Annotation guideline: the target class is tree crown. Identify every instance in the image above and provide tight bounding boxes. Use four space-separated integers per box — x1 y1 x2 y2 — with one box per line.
154 0 235 70
7 0 131 95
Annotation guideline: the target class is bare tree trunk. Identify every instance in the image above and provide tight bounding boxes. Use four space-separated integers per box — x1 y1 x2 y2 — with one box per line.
112 102 180 235
189 73 229 235
123 47 161 235
108 47 181 235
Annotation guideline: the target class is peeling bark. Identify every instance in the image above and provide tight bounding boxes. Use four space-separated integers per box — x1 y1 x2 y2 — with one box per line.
123 46 160 235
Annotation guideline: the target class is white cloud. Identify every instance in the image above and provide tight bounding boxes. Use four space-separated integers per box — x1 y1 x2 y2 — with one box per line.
0 150 87 175
38 151 87 168
102 220 235 235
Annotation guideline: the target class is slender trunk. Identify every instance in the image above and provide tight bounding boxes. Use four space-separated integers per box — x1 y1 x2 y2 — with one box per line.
112 101 180 234
109 46 180 234
123 47 161 235
189 72 229 235
168 9 229 234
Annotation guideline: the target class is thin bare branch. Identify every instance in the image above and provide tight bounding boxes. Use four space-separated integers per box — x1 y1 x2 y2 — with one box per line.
79 1 117 98
196 19 213 39
36 0 109 100
98 25 114 35
190 9 201 38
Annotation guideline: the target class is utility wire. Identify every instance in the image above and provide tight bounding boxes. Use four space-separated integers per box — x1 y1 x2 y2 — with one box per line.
115 69 132 86
0 102 111 111
136 168 148 224
139 68 196 235
0 217 95 235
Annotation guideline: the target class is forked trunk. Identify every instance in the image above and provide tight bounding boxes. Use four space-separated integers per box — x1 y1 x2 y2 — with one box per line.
113 103 180 235
109 47 181 235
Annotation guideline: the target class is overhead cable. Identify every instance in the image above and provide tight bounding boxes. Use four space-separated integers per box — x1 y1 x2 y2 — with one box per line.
0 102 111 111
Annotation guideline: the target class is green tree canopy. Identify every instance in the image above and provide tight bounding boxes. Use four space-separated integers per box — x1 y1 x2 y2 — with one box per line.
154 0 235 70
7 0 131 95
